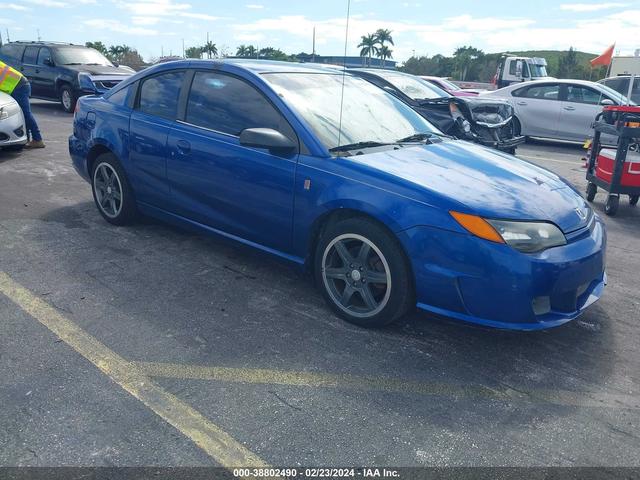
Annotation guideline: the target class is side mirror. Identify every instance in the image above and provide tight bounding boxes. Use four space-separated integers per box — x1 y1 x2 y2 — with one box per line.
239 128 297 153
43 58 54 66
600 98 615 106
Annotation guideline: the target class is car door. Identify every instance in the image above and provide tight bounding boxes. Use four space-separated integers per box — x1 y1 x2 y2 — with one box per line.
510 83 562 138
166 70 298 252
559 84 609 142
21 46 40 95
35 47 57 100
128 70 186 208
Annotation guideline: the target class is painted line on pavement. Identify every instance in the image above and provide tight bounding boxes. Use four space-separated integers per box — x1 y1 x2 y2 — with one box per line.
0 271 268 469
518 154 583 166
135 361 640 411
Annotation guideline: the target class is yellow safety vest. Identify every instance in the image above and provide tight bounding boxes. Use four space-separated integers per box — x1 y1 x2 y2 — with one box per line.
0 60 24 95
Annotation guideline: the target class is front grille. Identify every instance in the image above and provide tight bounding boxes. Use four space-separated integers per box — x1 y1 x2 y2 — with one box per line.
0 132 9 141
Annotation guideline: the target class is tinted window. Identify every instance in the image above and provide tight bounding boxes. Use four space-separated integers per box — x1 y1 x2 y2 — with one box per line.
186 71 293 138
566 85 602 104
108 83 134 107
509 61 517 75
515 84 560 100
139 71 185 120
37 48 52 66
23 46 39 64
0 44 25 62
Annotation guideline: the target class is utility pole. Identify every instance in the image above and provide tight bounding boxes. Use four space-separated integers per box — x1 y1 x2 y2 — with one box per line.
312 26 316 62
182 38 185 58
6 29 10 43
37 29 41 41
161 45 164 58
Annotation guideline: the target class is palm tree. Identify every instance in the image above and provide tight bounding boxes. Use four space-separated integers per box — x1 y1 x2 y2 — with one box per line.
374 28 394 47
236 45 248 57
378 45 393 69
246 45 257 58
357 34 379 67
108 45 123 62
203 40 218 59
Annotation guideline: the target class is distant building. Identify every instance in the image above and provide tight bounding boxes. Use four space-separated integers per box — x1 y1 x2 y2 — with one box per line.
296 54 397 69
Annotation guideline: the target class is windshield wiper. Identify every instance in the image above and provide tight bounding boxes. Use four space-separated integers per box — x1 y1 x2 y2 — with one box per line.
396 132 438 143
63 62 82 65
329 141 394 153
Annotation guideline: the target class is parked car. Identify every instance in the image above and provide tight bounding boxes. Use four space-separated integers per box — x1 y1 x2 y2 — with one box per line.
0 41 135 113
349 68 524 153
420 76 479 96
0 91 27 151
598 75 640 104
69 59 606 331
484 79 634 143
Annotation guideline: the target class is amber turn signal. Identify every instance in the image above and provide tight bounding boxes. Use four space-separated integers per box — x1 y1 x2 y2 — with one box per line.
450 211 505 244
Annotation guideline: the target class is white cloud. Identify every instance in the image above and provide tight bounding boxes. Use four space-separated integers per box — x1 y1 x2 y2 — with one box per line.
180 12 222 20
245 4 264 8
24 0 67 6
5 5 31 10
560 2 628 11
112 0 222 23
83 18 158 35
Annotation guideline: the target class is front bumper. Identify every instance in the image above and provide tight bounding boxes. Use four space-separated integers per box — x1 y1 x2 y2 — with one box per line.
0 110 28 147
399 216 607 331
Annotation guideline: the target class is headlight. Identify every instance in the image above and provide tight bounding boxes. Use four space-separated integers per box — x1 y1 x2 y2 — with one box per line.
0 102 21 120
78 72 95 90
449 101 464 120
486 219 567 253
450 211 567 253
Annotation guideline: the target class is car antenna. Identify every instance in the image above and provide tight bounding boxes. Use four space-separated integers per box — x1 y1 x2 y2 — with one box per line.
336 0 351 150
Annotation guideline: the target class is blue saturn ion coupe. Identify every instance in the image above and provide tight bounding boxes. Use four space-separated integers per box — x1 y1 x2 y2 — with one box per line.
69 60 606 331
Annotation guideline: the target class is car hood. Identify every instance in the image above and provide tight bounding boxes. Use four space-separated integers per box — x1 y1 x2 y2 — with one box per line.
62 64 133 77
345 141 589 233
0 91 15 107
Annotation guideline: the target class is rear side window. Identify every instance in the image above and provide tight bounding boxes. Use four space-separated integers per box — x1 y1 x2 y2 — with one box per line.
514 84 560 100
185 71 294 138
138 71 185 120
108 82 136 107
0 44 26 62
23 46 39 64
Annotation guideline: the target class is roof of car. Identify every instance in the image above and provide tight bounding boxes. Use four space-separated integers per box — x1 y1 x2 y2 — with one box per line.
501 79 607 89
7 41 82 48
182 59 348 74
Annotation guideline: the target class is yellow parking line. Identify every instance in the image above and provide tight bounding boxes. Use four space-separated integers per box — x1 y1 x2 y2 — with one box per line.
135 362 640 410
518 154 581 165
0 271 268 469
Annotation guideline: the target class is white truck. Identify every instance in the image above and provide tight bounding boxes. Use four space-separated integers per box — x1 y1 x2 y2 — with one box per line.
610 55 640 76
493 54 552 89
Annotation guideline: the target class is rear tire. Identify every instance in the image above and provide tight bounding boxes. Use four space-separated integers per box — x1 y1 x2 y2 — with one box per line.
314 217 414 328
90 153 137 225
60 85 77 113
605 195 619 216
586 182 597 202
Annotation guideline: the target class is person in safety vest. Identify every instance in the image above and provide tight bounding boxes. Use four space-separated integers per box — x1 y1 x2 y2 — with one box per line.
0 60 45 149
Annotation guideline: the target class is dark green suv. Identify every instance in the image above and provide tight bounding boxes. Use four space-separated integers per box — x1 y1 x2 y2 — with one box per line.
0 41 134 112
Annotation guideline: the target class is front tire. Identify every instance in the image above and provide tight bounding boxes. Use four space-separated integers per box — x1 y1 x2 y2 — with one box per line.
586 182 597 202
314 217 413 327
605 195 619 216
91 153 137 225
60 85 77 113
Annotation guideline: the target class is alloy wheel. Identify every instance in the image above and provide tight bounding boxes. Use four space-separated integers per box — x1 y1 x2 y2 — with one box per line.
62 90 72 111
321 234 392 318
93 162 123 219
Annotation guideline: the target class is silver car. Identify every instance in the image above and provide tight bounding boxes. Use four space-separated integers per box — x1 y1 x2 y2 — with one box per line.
0 91 27 150
482 79 633 143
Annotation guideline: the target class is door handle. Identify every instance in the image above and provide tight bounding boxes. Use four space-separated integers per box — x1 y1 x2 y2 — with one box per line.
564 106 576 111
176 139 191 155
516 101 527 106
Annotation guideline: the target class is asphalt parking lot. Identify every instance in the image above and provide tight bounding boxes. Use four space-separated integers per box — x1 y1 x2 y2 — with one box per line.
1 100 639 469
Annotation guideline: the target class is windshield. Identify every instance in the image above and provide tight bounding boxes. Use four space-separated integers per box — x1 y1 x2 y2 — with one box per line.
530 64 548 78
597 83 637 105
263 72 442 151
53 47 113 66
435 78 461 91
374 71 451 100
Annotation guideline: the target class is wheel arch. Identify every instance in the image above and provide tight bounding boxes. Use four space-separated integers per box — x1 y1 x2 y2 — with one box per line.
86 143 117 178
306 208 416 293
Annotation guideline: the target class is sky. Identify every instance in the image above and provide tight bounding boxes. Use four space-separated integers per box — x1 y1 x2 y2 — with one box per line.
1 0 639 63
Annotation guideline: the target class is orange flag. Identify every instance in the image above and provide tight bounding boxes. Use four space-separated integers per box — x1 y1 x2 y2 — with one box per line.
590 44 615 67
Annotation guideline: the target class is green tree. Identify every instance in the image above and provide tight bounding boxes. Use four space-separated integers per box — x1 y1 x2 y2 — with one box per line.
85 41 108 56
236 44 257 58
374 28 394 47
185 46 203 59
357 34 379 67
203 41 218 59
453 46 483 80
